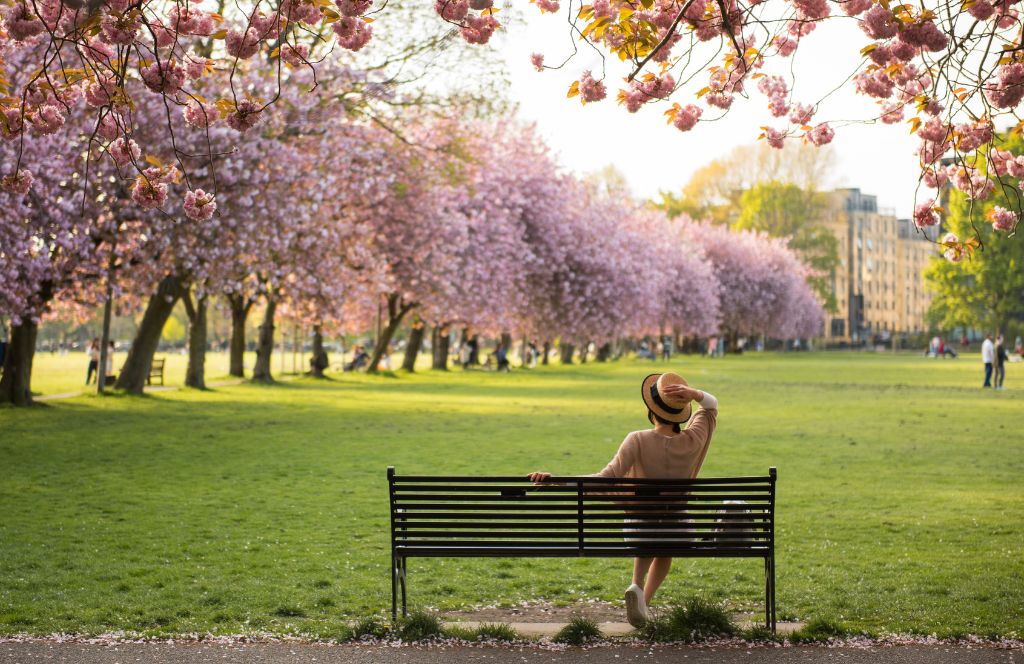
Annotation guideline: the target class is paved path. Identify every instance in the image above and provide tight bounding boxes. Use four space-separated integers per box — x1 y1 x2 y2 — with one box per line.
1 643 1019 664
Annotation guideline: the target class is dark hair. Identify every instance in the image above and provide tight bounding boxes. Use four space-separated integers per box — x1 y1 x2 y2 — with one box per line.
648 409 682 434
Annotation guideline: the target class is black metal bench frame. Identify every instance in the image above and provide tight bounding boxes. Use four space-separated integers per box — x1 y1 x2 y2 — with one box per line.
387 466 777 632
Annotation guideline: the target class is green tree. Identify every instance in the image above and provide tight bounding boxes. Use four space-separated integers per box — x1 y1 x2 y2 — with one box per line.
925 149 1024 335
733 182 839 312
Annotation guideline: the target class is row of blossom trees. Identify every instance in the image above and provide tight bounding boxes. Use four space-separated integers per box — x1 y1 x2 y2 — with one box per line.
1 116 822 406
0 62 823 406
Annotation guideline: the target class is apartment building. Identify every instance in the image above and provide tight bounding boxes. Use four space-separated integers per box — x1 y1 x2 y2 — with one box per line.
822 188 939 343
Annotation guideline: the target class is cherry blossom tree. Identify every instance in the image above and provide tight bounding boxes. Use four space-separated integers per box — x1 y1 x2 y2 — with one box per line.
692 221 823 347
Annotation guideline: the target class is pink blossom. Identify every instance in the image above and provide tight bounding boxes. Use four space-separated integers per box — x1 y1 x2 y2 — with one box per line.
841 0 871 15
764 127 786 148
705 92 734 109
469 0 494 8
109 136 141 166
251 13 282 38
85 78 116 107
227 99 262 132
952 166 994 199
337 0 372 16
459 14 497 44
773 35 798 56
96 113 120 140
530 53 545 72
942 232 964 262
183 101 218 129
333 17 373 51
100 10 141 45
898 19 948 52
854 69 894 99
226 28 261 59
3 2 45 40
536 0 559 11
984 62 1024 109
879 101 903 124
671 103 702 131
579 71 607 103
1 168 33 194
861 4 898 39
434 0 469 21
922 167 948 189
140 60 186 94
28 104 65 136
169 6 215 35
130 176 169 209
953 120 993 153
184 52 210 80
0 108 24 140
281 43 311 66
967 0 995 20
913 199 939 228
806 122 834 146
988 206 1016 232
917 116 948 143
789 102 813 125
184 188 217 220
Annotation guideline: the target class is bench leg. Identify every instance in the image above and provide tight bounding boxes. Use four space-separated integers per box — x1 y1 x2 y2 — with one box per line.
391 557 398 621
764 555 777 633
399 558 408 618
770 554 777 633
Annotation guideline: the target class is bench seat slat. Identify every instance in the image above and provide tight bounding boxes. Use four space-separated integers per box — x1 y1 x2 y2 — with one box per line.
391 512 768 521
391 520 769 530
393 494 770 502
394 503 770 511
393 484 771 493
393 475 772 484
395 546 770 557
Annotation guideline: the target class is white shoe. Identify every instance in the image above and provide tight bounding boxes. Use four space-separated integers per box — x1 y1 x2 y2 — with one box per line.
624 584 648 627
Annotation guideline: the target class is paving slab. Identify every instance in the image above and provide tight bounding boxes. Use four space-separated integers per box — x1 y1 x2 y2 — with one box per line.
1 642 1020 664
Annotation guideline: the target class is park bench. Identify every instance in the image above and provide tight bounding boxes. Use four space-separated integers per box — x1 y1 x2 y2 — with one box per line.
148 358 165 386
387 467 777 631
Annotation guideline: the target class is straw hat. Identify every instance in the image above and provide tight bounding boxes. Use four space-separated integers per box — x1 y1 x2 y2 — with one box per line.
641 372 692 423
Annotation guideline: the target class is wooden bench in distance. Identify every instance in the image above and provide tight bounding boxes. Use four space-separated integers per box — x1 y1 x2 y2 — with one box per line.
148 358 165 386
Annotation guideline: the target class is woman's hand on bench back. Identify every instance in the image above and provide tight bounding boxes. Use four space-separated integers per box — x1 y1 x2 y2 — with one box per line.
528 471 552 485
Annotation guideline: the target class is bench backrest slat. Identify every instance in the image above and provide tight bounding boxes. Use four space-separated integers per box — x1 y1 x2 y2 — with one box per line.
388 469 776 557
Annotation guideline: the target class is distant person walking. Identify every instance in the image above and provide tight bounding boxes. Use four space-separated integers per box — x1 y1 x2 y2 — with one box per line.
994 335 1008 390
661 336 672 361
85 338 100 384
981 333 995 388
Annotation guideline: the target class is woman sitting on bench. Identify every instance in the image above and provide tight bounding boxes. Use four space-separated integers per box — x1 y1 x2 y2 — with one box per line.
529 371 718 627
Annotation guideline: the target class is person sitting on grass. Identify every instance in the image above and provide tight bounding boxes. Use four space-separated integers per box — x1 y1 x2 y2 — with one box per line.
528 371 718 628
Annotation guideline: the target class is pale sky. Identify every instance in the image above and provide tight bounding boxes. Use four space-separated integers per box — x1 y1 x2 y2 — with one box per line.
492 13 923 217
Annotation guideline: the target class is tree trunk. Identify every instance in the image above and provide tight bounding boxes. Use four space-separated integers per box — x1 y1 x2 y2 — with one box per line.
560 343 575 364
367 293 415 373
183 293 208 389
0 319 39 406
432 325 450 370
596 342 612 362
116 274 184 394
579 343 589 364
402 322 425 372
228 294 252 378
500 332 512 350
309 325 329 377
252 298 277 383
542 341 550 365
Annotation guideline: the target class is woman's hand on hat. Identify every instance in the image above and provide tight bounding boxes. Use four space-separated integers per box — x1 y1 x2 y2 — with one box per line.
661 384 702 402
528 471 552 485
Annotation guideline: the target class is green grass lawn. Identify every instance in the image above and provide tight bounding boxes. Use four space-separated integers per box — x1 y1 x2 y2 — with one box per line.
1 352 1022 638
